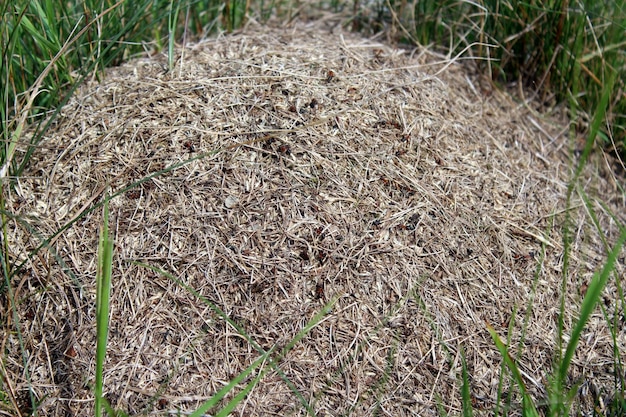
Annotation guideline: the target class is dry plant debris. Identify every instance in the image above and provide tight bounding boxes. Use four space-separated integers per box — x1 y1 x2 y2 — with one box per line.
2 19 625 416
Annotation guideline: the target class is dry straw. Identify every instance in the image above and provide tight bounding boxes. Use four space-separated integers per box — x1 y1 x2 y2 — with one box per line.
3 18 624 416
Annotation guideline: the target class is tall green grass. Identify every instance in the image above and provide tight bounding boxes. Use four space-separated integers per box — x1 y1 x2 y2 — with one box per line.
2 1 624 176
393 0 625 153
0 0 230 180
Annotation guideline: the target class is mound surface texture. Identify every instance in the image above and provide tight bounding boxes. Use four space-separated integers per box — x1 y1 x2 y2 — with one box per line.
4 20 625 416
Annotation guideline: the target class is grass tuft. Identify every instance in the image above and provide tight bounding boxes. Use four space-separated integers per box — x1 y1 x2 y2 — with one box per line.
382 0 625 153
95 192 114 417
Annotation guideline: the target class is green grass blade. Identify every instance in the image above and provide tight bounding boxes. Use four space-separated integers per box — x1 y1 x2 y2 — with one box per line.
486 322 539 417
95 192 114 417
188 351 273 417
133 261 327 416
219 296 336 417
212 297 336 417
214 368 267 417
571 68 618 184
192 289 336 417
460 348 473 417
557 226 626 384
167 0 181 71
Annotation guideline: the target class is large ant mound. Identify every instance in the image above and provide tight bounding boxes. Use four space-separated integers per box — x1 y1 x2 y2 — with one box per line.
4 18 624 416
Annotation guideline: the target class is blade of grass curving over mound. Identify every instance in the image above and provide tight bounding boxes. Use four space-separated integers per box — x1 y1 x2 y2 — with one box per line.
186 294 336 417
549 226 626 415
133 261 334 416
486 322 540 417
95 193 114 417
213 300 335 417
187 350 274 417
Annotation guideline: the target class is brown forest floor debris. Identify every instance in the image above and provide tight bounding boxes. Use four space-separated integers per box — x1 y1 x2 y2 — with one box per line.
2 18 625 416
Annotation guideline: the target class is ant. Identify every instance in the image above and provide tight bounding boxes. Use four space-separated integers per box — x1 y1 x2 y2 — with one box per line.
126 189 141 199
314 282 324 300
513 251 535 263
157 399 168 410
183 140 195 153
278 144 291 155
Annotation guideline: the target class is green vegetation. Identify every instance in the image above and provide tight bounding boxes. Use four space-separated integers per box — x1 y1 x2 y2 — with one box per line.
377 0 625 153
1 0 624 416
2 0 623 176
95 194 113 417
1 0 231 179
